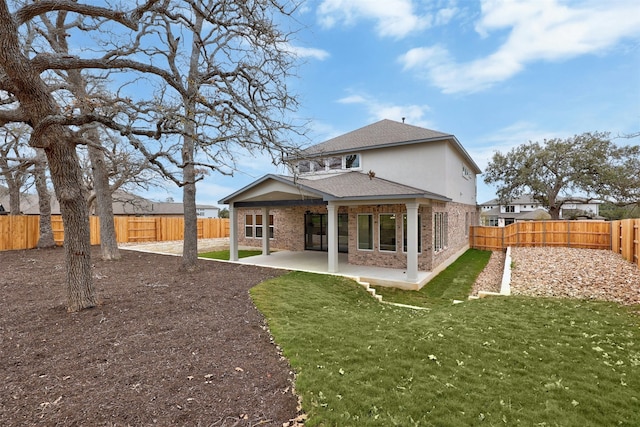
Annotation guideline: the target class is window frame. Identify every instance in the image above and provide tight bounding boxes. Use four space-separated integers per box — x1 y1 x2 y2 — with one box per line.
357 213 374 251
244 213 274 240
378 213 397 252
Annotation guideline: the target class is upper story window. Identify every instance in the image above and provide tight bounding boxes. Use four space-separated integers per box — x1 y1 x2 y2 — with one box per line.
462 164 472 179
296 153 361 174
345 154 360 169
504 205 515 213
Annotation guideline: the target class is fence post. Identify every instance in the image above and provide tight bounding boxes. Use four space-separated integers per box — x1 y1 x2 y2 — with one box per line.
567 220 570 248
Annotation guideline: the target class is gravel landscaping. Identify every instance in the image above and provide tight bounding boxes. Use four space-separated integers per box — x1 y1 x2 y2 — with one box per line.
510 247 640 305
473 247 640 306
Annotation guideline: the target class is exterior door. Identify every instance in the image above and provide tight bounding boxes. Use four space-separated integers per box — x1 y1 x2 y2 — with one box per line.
305 213 348 253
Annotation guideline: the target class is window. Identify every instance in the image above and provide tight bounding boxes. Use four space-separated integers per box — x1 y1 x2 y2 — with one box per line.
245 214 253 238
434 212 448 252
402 214 422 253
327 156 342 170
379 214 396 252
245 214 274 239
196 208 205 217
504 206 515 213
462 164 471 179
297 160 310 173
345 154 360 169
357 214 373 250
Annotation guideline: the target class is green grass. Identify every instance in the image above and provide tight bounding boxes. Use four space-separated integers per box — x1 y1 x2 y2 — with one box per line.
251 258 640 426
198 249 263 260
373 248 491 308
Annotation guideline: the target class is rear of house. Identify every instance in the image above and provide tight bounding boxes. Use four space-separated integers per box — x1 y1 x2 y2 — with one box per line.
220 119 482 288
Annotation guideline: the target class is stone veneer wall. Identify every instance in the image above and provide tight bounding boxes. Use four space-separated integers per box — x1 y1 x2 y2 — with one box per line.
431 201 479 269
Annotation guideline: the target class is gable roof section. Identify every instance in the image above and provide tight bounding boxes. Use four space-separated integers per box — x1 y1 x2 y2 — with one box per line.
220 172 451 205
293 119 481 174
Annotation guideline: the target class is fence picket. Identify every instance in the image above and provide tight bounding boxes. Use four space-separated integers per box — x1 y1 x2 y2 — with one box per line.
0 215 229 251
470 219 640 268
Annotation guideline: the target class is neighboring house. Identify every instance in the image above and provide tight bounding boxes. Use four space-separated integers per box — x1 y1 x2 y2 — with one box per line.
480 195 550 226
0 186 219 218
479 195 602 226
220 119 482 288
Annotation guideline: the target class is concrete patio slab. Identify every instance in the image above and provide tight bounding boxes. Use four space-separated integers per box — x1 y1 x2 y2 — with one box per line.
225 250 435 290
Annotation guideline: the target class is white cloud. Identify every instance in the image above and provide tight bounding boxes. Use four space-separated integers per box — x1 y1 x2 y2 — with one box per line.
400 0 640 93
337 92 434 128
284 43 330 60
316 0 432 38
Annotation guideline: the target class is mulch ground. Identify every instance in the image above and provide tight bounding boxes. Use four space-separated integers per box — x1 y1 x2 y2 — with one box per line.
0 246 300 426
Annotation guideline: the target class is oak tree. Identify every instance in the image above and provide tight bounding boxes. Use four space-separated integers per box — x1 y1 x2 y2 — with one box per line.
484 132 640 219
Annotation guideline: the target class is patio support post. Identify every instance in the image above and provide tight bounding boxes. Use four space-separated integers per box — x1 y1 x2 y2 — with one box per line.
406 201 419 282
229 204 238 261
327 202 339 273
261 207 270 255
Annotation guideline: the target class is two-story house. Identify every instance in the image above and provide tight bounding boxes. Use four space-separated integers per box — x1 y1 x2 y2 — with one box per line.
220 119 482 289
480 195 602 226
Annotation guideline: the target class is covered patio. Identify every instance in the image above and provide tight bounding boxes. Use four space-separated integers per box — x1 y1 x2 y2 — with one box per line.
228 249 435 289
220 173 456 289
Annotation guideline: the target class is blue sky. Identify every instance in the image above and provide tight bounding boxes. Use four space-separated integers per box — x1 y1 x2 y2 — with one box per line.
149 0 640 207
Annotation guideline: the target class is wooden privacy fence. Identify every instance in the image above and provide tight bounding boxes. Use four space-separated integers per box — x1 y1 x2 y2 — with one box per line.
470 219 640 268
0 215 230 251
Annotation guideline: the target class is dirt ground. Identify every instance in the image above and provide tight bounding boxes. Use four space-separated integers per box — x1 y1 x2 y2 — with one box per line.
0 246 300 426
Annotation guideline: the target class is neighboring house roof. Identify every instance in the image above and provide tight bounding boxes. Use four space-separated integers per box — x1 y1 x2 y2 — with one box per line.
481 207 551 221
0 186 218 215
480 195 540 206
480 195 603 206
291 119 482 174
220 172 451 205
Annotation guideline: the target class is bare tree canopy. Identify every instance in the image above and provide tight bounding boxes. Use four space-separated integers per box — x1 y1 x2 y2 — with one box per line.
483 132 640 220
0 0 305 310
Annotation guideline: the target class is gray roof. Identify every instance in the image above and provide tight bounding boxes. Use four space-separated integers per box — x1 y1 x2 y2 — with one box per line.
0 186 217 215
292 119 481 174
220 172 451 204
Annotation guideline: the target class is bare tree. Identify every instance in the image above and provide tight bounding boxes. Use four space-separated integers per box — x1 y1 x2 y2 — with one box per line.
33 147 56 247
0 123 31 214
0 0 304 310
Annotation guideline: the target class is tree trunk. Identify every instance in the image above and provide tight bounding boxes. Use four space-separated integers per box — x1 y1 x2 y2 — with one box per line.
87 129 120 260
46 140 96 311
181 139 198 270
34 148 55 248
180 13 204 271
0 1 95 312
7 177 20 215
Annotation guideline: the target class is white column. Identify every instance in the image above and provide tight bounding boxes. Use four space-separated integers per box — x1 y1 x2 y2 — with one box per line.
406 202 419 282
229 204 238 261
261 207 270 255
327 202 339 273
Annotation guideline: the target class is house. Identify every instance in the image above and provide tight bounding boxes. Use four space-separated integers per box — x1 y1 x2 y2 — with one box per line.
479 195 550 226
219 119 482 289
479 195 602 226
0 185 220 218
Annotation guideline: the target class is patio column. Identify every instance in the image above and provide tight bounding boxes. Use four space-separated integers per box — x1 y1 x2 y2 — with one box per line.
261 207 270 255
229 204 238 261
406 201 419 282
327 202 339 273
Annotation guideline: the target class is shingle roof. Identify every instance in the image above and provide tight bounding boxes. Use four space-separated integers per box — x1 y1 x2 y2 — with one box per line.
292 119 481 174
220 172 450 204
299 119 451 156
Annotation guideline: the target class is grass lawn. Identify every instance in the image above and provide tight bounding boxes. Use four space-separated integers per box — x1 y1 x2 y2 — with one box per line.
373 248 491 308
251 251 640 426
199 249 263 260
